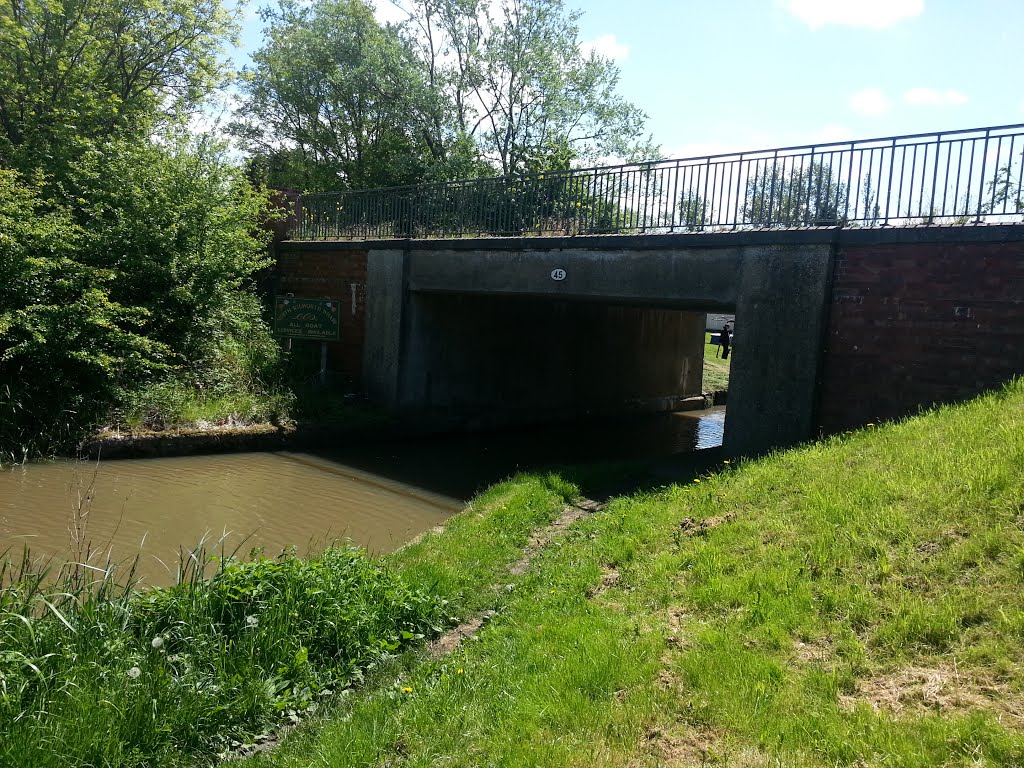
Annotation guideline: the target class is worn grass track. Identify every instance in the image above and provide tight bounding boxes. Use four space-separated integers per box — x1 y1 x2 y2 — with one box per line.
244 380 1024 767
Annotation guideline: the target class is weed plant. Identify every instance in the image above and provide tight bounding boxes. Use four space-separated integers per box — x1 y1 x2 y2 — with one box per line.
0 543 444 767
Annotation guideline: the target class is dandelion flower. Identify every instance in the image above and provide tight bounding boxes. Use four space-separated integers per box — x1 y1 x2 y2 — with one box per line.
151 636 164 650
402 686 413 693
127 666 142 679
456 668 464 675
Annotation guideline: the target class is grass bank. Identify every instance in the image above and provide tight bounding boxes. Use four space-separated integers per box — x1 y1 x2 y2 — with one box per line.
243 380 1024 767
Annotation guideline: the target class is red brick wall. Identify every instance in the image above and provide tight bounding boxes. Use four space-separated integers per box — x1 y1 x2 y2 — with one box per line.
275 246 368 384
818 239 1024 434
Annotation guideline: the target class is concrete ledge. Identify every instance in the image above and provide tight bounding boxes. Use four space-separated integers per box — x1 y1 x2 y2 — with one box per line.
281 223 1024 253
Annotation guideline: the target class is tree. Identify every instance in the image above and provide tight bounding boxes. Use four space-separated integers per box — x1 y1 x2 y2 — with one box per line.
0 170 167 457
0 0 285 456
235 0 463 192
677 193 708 231
0 0 236 176
985 159 1024 215
401 0 657 175
237 0 657 191
67 136 275 373
744 160 849 227
1 136 280 455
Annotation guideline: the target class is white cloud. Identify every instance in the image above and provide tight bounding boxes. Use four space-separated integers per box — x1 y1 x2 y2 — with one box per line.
582 34 630 61
780 0 924 29
902 87 969 106
848 87 890 115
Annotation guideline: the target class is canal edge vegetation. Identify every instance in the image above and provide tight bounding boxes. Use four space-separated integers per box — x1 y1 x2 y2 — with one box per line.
3 380 1023 766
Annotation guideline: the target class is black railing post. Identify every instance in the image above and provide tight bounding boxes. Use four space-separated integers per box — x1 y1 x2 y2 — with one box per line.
975 128 991 223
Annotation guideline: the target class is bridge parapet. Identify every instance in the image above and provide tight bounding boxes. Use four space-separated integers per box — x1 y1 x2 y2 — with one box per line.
288 124 1024 242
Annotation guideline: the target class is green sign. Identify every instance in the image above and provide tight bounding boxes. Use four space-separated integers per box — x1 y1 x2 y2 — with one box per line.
273 297 340 340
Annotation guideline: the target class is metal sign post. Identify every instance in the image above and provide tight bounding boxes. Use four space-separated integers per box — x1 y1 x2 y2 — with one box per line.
273 297 340 385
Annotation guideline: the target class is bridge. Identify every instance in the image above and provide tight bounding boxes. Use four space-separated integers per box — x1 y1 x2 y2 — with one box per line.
275 124 1024 456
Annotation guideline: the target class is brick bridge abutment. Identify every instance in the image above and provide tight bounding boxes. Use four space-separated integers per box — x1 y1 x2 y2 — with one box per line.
276 225 1024 456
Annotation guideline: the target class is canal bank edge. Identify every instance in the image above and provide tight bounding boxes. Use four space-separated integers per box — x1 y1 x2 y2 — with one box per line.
76 392 727 460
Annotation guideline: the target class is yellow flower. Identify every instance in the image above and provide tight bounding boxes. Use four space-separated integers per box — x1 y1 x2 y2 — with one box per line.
456 668 464 675
402 686 413 693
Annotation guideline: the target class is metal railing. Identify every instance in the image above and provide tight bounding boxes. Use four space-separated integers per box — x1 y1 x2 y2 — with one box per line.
289 123 1024 240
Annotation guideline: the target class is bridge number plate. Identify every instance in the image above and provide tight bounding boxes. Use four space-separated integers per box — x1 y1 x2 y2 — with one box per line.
550 268 567 281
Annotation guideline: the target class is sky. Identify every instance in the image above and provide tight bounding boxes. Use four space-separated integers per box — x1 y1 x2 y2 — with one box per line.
230 0 1024 162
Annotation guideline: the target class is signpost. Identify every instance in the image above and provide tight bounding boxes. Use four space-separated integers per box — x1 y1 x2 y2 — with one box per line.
273 297 340 384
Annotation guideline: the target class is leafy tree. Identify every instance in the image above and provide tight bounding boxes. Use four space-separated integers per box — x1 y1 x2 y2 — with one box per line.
237 0 656 190
0 0 237 176
235 0 463 192
984 160 1024 215
744 160 849 227
677 193 708 231
403 0 657 175
0 171 167 457
67 136 275 373
0 0 289 457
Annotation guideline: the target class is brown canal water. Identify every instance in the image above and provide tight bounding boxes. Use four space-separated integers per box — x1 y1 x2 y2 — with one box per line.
0 408 724 584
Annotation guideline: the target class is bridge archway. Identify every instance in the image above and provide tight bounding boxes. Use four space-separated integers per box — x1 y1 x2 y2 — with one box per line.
364 237 835 456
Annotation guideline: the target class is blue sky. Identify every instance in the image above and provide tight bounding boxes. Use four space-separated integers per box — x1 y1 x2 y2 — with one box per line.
231 0 1024 161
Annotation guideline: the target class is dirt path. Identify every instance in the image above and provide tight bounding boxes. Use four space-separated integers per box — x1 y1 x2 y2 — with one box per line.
428 497 604 656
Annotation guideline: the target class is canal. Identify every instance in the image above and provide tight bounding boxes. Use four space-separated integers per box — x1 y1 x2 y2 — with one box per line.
0 408 724 583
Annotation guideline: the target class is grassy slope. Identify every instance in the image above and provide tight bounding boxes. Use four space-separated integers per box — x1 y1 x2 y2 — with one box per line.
247 381 1024 767
703 332 731 393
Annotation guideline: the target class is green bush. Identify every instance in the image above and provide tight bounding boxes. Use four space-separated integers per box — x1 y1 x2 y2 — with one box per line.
0 137 286 457
0 170 167 459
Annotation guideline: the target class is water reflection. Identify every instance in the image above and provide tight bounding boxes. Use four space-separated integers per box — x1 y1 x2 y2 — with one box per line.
0 407 724 583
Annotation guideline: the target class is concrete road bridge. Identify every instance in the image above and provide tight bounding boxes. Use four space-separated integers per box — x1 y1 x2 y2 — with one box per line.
274 125 1024 456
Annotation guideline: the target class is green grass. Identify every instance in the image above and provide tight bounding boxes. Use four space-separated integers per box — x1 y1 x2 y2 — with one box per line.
0 547 444 768
241 380 1024 767
703 331 731 392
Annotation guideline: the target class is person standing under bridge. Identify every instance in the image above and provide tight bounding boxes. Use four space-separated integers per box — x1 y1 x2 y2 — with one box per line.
720 323 731 359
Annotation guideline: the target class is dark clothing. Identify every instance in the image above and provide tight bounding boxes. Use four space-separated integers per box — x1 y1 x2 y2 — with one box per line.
720 327 731 360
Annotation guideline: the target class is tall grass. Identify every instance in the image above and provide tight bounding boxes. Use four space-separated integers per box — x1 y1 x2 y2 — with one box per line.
0 541 445 768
